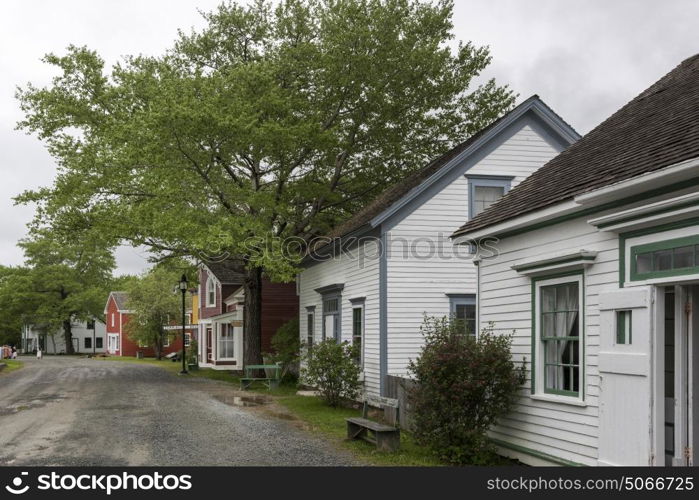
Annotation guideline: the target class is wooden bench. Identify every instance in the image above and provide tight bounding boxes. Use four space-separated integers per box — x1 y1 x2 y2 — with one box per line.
346 417 400 451
240 363 281 390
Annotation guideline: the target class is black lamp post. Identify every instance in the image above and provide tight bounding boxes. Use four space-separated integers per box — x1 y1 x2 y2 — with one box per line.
179 274 189 375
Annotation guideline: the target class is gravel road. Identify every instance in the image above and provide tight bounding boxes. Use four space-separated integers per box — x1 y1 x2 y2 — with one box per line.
0 356 357 466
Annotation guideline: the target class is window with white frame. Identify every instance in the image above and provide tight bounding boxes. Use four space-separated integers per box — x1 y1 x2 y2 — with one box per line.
316 284 344 342
467 176 512 219
218 324 235 359
323 296 340 341
108 334 119 352
535 274 583 398
351 303 364 367
184 332 191 347
162 332 170 347
206 278 216 307
449 295 476 337
111 313 115 327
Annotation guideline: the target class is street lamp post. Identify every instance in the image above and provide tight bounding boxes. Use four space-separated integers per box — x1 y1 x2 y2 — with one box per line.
179 274 188 375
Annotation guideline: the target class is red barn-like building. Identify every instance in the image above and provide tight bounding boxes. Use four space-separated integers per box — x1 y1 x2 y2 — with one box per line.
197 261 298 370
104 291 195 357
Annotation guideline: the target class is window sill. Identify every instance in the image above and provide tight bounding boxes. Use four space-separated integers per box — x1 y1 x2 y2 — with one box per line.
529 394 587 407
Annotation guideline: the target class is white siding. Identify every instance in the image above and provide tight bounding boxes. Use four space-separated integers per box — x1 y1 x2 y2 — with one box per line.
478 215 621 466
385 124 562 378
25 320 107 354
299 239 381 396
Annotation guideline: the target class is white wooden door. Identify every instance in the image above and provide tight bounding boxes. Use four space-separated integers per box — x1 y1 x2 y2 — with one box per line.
597 286 653 466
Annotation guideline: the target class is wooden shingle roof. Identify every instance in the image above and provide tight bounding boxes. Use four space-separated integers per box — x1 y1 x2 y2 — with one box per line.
205 261 245 285
453 54 699 238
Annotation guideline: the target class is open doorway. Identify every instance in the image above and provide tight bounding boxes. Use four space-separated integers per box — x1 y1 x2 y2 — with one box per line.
661 285 698 466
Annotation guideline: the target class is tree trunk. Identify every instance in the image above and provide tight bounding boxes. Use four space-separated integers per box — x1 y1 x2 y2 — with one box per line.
243 266 263 368
63 319 74 355
155 331 163 360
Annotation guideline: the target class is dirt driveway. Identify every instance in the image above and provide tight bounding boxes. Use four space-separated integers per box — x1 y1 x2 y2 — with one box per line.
0 356 357 466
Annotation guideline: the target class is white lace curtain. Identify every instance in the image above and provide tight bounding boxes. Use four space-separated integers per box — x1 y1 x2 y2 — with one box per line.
543 283 578 391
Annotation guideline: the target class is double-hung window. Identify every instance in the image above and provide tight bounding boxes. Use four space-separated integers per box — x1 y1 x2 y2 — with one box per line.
306 307 315 349
323 297 340 341
218 324 235 359
350 299 365 367
316 284 344 342
467 175 513 219
448 294 476 337
536 275 583 398
206 279 216 307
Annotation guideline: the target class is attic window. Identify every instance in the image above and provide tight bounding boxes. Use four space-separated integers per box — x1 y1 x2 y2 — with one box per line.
207 278 216 307
466 175 513 219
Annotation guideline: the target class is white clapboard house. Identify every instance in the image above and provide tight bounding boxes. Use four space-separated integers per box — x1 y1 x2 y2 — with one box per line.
23 318 107 354
298 96 579 400
452 54 699 467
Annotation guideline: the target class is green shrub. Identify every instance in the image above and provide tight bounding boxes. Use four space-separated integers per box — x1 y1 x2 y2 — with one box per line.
301 339 361 407
268 317 300 381
408 317 526 465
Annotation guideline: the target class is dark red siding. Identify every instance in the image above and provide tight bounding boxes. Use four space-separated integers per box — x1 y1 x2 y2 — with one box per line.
260 280 299 352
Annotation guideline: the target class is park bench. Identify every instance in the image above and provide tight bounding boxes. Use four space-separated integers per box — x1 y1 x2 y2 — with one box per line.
240 363 281 391
346 417 400 452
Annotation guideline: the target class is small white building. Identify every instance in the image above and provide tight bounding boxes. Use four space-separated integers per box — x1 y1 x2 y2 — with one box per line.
298 96 579 399
452 54 699 466
24 318 107 354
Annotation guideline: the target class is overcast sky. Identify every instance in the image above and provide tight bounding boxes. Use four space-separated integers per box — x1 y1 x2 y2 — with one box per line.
1 0 697 275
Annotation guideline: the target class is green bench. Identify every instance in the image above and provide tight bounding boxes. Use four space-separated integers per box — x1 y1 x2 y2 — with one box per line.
240 363 281 390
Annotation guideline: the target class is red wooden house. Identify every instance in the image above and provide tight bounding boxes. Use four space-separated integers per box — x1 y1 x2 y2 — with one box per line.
104 291 196 357
197 261 298 370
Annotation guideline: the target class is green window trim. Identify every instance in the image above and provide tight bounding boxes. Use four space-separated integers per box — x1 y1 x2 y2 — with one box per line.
530 270 585 400
351 305 364 367
618 218 699 287
616 310 632 344
630 234 699 281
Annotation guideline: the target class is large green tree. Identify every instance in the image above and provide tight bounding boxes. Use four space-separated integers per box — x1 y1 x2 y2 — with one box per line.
0 266 28 346
0 231 115 354
15 0 515 365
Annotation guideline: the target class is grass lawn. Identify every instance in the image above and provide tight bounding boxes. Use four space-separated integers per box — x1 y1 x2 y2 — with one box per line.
102 355 440 465
275 393 442 466
0 359 23 374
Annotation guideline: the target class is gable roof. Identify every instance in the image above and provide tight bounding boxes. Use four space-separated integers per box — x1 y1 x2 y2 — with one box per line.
452 54 699 238
105 291 129 313
203 261 245 285
321 95 579 244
